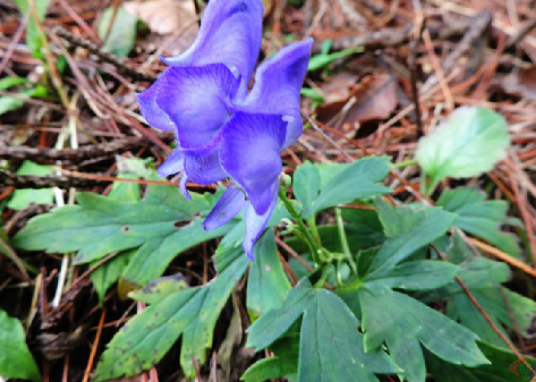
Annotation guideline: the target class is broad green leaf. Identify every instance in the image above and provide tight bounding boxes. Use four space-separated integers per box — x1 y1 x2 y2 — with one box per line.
247 231 291 317
298 289 400 382
247 283 316 351
366 260 458 291
90 173 141 303
359 286 489 382
93 249 248 381
447 287 536 348
13 185 232 286
13 0 50 57
293 161 321 218
8 160 54 210
0 309 41 382
247 283 399 382
426 342 536 382
0 76 27 90
99 6 137 58
437 187 519 257
370 199 456 275
313 157 391 214
416 106 510 185
421 234 511 302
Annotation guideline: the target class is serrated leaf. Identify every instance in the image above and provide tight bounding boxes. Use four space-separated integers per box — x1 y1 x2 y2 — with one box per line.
93 249 248 381
247 230 291 317
13 185 232 286
359 286 489 382
447 287 536 348
13 0 50 58
298 289 400 382
8 161 54 210
416 106 510 186
426 342 536 382
370 199 456 275
293 161 321 218
90 173 141 303
247 283 399 382
313 157 391 214
437 187 519 257
0 309 41 382
99 6 137 58
366 260 459 291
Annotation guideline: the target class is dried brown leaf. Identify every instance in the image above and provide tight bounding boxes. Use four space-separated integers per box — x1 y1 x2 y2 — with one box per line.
124 0 197 35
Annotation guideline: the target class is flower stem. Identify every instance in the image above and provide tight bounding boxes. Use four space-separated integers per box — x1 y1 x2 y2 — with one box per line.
391 158 418 169
335 207 356 273
307 216 322 248
278 187 324 266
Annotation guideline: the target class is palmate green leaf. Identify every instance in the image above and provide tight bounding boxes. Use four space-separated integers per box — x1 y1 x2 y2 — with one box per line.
447 287 536 348
93 249 248 381
99 6 137 58
437 187 520 257
416 106 510 186
13 185 232 287
313 157 391 214
369 199 456 275
426 342 536 382
293 161 321 219
359 286 489 382
247 230 291 317
366 260 459 291
247 282 399 382
90 174 141 303
0 309 41 382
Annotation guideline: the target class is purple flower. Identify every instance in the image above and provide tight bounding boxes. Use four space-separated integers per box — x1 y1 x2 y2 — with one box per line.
137 0 312 259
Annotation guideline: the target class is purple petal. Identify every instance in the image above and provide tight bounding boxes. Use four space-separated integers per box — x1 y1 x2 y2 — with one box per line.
182 142 227 185
204 185 246 232
220 113 286 215
162 0 263 86
243 189 278 260
136 78 176 131
157 147 184 177
236 39 313 147
180 174 191 200
156 64 240 149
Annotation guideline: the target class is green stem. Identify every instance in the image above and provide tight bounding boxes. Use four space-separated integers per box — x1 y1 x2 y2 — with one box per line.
307 216 322 248
278 187 323 266
391 158 418 169
335 207 356 273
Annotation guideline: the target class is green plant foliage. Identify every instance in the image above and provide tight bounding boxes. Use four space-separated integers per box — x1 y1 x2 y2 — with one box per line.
292 157 391 217
13 183 232 287
98 6 137 58
416 106 510 186
8 161 54 210
369 199 456 275
437 187 520 257
247 231 291 317
0 309 41 382
293 161 321 218
247 282 400 382
0 77 47 116
13 0 50 58
92 248 248 381
426 342 536 382
359 286 489 382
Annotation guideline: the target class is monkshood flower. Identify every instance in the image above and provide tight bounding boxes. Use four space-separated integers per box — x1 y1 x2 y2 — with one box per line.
137 0 312 259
